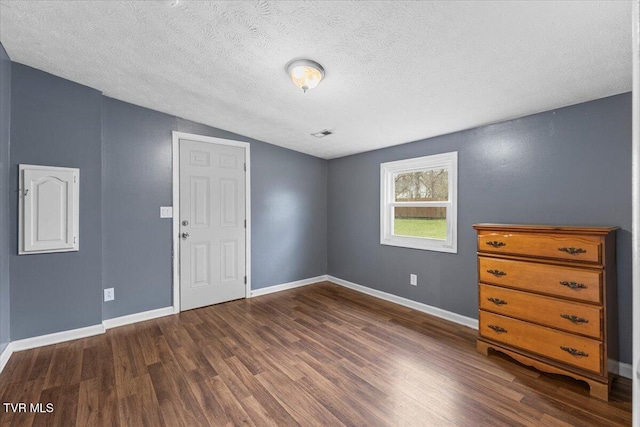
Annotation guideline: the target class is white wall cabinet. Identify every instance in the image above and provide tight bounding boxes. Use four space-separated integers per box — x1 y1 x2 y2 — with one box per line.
19 164 79 255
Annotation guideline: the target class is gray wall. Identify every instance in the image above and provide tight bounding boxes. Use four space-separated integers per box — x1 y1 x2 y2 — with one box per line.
7 62 327 334
175 118 328 290
0 43 11 354
10 64 103 339
10 65 328 332
102 99 175 319
328 93 633 363
102 98 328 319
6 59 630 367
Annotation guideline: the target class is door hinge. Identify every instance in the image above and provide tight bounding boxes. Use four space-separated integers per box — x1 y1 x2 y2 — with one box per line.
73 176 77 183
244 276 247 284
244 163 246 172
73 236 77 244
244 219 246 228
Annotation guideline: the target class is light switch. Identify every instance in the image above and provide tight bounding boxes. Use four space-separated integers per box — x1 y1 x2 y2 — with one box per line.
160 206 173 218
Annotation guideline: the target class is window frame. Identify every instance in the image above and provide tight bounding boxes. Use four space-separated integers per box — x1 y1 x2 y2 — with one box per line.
380 151 458 253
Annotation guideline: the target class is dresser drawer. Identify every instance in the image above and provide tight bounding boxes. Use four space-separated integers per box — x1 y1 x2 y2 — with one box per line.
479 284 602 339
479 256 602 303
479 311 602 374
477 231 602 264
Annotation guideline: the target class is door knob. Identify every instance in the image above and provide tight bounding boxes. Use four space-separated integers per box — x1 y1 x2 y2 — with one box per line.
181 232 189 239
182 220 189 226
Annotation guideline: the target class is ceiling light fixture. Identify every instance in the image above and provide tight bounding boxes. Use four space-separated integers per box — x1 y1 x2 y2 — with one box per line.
311 129 333 138
286 59 325 93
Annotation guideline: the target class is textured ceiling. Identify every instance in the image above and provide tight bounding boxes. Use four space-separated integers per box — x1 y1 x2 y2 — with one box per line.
0 1 632 159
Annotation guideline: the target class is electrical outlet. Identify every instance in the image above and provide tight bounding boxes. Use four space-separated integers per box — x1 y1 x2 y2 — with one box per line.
160 206 173 218
104 288 114 302
410 274 417 286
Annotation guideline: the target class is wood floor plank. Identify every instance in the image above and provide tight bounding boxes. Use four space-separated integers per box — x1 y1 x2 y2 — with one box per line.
0 282 632 426
32 386 60 427
293 360 388 426
76 378 99 427
184 376 229 427
220 355 300 427
27 348 55 383
254 369 347 427
2 350 35 386
204 376 255 427
236 395 279 427
53 383 80 427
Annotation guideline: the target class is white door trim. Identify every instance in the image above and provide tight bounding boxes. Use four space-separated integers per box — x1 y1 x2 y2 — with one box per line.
172 131 251 314
632 1 639 424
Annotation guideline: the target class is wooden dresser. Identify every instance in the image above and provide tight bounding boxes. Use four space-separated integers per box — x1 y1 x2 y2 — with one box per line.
473 224 618 400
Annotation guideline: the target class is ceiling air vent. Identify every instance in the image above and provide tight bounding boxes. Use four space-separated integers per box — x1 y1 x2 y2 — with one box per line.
311 129 333 138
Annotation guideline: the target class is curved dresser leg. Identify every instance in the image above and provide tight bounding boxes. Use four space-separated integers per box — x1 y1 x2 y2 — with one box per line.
586 377 611 401
477 340 490 356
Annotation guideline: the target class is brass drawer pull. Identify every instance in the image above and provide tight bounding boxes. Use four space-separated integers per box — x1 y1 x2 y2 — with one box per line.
558 247 587 255
560 346 589 357
487 269 507 277
485 241 506 248
560 314 589 324
487 297 507 306
559 281 588 290
488 324 507 333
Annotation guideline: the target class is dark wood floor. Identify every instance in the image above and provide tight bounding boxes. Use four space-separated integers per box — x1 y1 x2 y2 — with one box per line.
0 282 632 426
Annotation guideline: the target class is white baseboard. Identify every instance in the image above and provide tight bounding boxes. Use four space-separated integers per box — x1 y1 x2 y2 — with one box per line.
11 324 105 352
327 275 638 379
619 361 632 379
3 306 174 369
327 275 478 330
2 278 632 381
250 275 328 298
0 342 13 374
103 306 174 330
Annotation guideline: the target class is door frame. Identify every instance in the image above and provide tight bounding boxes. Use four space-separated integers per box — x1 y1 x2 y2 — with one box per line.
171 131 251 314
632 0 639 423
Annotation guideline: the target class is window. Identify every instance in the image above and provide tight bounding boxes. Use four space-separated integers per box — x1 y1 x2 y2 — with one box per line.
380 152 457 253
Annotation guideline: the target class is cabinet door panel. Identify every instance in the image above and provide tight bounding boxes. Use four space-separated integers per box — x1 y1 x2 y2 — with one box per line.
20 165 79 254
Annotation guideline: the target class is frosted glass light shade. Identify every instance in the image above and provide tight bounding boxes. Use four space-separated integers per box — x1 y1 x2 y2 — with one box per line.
286 59 325 93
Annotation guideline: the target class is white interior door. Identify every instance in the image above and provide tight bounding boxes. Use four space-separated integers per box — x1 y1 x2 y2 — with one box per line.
179 139 246 310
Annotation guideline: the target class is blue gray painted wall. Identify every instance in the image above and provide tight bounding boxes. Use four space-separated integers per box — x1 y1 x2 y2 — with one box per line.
7 62 327 333
5 59 631 368
175 118 328 290
327 93 632 363
101 99 175 319
0 43 11 354
102 99 328 319
10 64 103 339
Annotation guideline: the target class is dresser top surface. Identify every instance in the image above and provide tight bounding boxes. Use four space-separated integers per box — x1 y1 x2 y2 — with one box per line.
473 224 619 235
